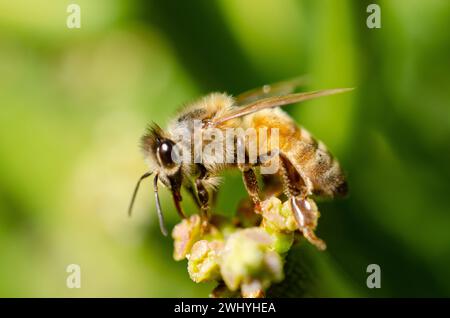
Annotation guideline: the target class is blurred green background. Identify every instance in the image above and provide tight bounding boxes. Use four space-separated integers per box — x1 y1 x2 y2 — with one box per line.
0 0 449 297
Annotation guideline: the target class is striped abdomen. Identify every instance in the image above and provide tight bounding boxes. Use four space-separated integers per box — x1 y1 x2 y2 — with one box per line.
244 108 348 198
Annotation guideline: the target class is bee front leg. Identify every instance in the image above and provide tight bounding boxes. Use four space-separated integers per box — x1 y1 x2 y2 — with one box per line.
279 153 326 250
192 164 213 230
184 183 201 209
195 178 210 221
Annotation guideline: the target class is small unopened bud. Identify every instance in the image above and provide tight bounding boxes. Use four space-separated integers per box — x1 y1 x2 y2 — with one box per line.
188 240 224 283
261 197 297 232
172 215 203 261
220 228 284 293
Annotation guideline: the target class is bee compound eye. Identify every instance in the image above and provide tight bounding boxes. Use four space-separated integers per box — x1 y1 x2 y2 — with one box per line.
158 140 177 167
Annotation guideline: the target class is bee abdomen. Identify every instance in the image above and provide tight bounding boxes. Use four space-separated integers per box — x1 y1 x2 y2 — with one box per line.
246 109 347 198
292 130 347 198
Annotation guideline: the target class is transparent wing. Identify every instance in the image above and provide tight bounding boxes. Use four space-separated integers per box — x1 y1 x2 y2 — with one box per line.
211 88 353 127
235 76 309 106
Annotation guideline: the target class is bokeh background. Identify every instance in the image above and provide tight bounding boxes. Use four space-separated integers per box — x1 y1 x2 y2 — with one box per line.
0 0 449 297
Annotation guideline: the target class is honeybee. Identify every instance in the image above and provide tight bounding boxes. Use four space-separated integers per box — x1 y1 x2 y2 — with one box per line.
129 77 351 250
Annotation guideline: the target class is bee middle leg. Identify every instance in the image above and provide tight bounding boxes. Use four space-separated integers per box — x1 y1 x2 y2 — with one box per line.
261 173 284 198
239 164 261 212
236 134 261 212
278 152 326 250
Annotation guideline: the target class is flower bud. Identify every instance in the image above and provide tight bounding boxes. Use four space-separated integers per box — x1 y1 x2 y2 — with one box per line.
220 228 284 292
188 240 224 283
261 197 297 232
172 214 203 261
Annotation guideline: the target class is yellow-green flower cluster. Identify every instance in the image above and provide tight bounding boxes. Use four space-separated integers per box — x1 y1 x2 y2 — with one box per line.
220 228 284 294
171 196 314 297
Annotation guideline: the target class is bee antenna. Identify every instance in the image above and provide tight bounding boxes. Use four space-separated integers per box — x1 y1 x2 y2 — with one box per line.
153 174 168 236
128 172 153 217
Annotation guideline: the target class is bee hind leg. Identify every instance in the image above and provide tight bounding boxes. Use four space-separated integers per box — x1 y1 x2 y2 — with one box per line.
289 196 326 250
279 153 326 251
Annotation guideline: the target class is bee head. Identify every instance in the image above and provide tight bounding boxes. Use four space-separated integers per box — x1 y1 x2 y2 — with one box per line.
141 123 183 190
129 123 186 236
